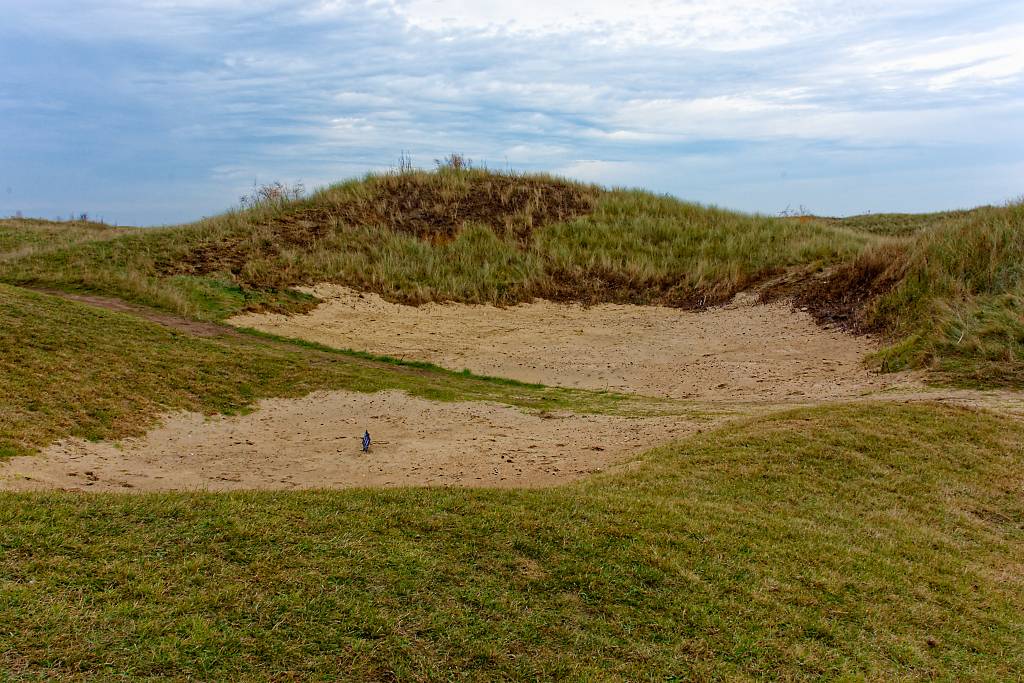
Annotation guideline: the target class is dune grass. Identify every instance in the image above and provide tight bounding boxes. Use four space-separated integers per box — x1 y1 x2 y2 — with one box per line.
866 201 1024 386
811 209 981 238
0 284 668 459
0 217 135 261
0 169 868 318
2 402 1022 680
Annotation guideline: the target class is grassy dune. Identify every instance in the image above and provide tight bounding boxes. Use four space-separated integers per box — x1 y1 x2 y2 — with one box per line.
3 169 1017 387
867 201 1024 385
0 217 135 262
3 403 1022 679
0 169 866 317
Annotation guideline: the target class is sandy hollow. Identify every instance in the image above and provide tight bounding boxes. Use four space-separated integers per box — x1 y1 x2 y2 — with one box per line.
8 288 980 493
229 285 920 402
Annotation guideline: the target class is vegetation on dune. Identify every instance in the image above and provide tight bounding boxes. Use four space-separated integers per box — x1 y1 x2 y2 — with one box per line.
774 201 1024 385
0 167 1020 386
810 209 983 238
0 284 666 459
0 217 135 261
0 167 864 316
866 200 1024 385
2 403 1022 679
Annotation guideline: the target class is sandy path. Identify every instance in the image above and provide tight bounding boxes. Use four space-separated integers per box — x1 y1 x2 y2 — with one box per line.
0 390 705 492
229 285 919 402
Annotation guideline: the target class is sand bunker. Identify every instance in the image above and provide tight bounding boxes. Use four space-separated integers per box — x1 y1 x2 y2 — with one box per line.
0 390 703 492
230 285 918 402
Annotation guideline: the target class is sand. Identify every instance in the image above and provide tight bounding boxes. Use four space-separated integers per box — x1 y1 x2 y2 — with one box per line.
229 285 919 402
0 390 704 492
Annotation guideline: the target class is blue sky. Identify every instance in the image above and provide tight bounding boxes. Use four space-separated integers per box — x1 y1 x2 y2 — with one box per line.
1 0 1022 225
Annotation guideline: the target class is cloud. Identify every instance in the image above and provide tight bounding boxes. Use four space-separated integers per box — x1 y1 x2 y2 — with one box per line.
0 0 1022 224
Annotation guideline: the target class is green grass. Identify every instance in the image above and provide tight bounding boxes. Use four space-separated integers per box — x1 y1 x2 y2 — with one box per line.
867 201 1024 386
0 284 671 459
813 209 981 238
2 403 1021 680
0 217 135 261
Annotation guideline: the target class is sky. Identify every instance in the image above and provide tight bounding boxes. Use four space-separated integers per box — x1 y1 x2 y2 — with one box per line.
1 0 1022 226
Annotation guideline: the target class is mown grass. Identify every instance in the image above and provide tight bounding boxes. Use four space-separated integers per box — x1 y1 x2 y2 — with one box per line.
0 284 669 459
2 402 1021 680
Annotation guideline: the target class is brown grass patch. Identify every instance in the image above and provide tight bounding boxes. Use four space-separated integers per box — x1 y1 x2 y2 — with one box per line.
761 242 908 332
158 171 599 283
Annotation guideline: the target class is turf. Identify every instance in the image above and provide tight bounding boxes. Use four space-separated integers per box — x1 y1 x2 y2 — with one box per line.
2 403 1021 680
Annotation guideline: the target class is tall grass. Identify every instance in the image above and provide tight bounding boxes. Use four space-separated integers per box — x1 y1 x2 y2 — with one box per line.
868 201 1024 384
535 191 865 305
0 170 868 316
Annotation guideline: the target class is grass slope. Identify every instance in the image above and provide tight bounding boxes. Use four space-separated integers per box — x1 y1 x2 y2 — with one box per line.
2 403 1022 680
0 284 663 459
0 217 135 261
868 201 1024 385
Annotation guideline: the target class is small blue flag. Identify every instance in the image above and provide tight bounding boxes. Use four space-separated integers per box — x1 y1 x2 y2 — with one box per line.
361 430 371 453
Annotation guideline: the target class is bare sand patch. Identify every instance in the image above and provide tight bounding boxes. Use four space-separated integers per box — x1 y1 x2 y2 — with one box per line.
230 285 919 402
0 390 705 493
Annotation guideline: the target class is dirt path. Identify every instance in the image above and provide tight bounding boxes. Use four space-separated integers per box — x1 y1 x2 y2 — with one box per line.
230 285 921 402
0 390 708 492
33 288 234 337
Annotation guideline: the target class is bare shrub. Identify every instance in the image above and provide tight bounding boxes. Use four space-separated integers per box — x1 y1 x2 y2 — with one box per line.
396 150 414 174
240 181 306 209
435 153 472 171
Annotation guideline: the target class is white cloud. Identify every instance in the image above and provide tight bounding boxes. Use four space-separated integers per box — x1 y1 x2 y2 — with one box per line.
839 23 1024 92
385 0 970 50
3 0 1023 224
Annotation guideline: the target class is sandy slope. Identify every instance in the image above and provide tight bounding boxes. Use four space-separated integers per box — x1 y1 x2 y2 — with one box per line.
230 285 919 401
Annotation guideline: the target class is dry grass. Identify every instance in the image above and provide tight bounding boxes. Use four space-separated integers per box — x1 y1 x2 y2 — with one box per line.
0 169 866 314
866 200 1024 385
0 217 135 262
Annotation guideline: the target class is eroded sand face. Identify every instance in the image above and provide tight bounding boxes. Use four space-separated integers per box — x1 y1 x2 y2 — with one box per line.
0 390 702 492
230 285 918 402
